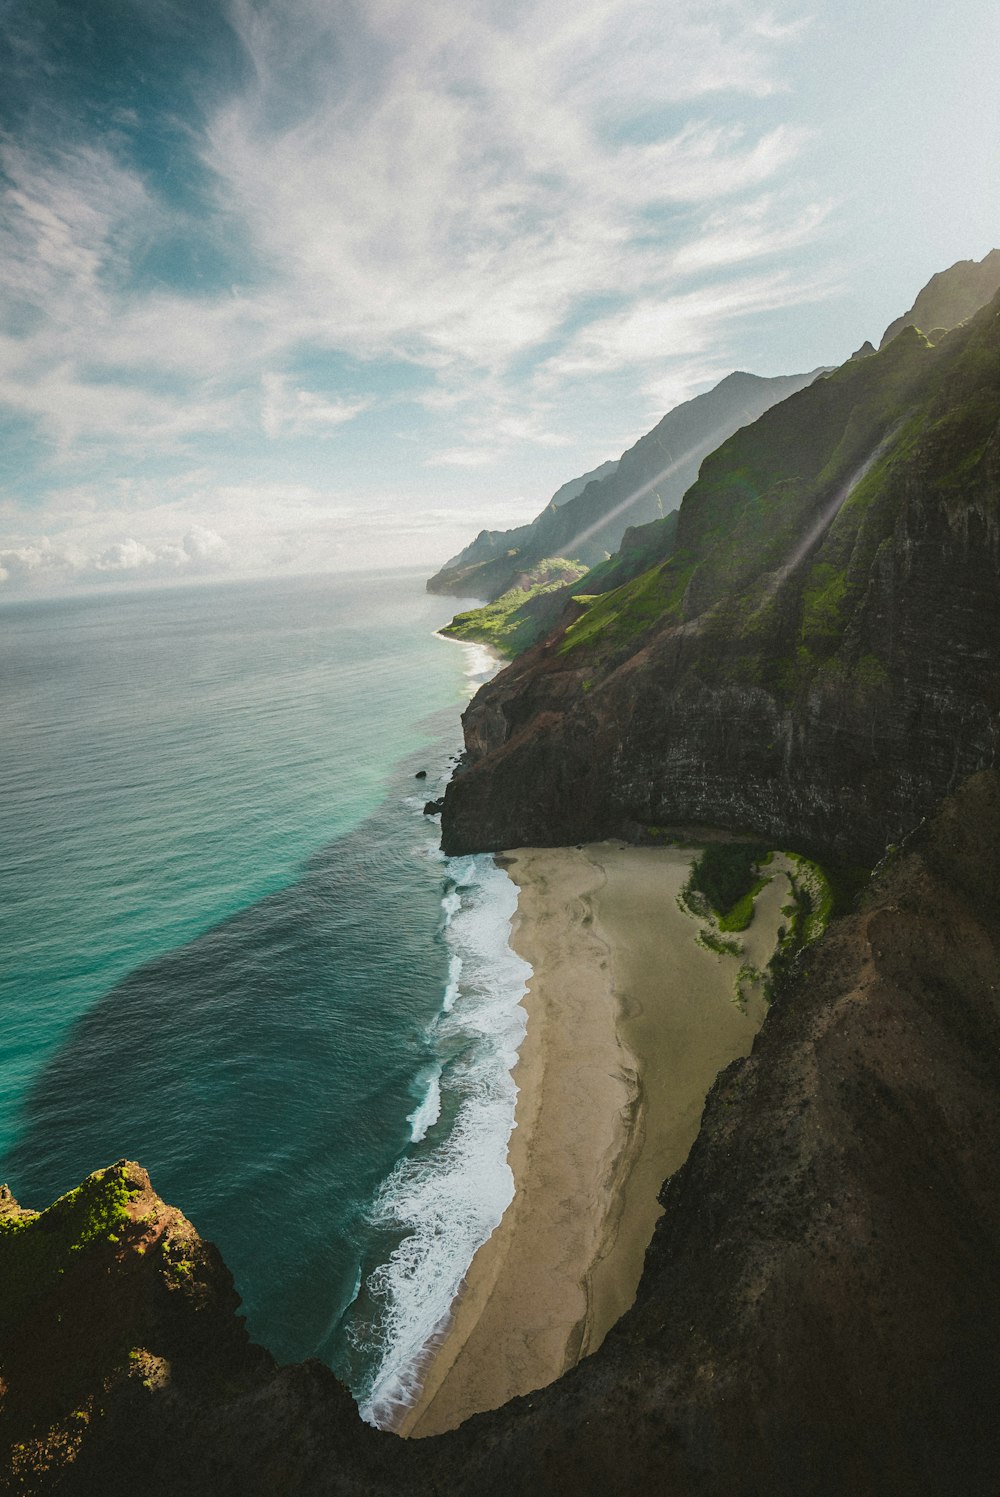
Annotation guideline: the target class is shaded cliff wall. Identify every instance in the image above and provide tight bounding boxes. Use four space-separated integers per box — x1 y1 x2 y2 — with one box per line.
441 302 1000 865
433 768 1000 1497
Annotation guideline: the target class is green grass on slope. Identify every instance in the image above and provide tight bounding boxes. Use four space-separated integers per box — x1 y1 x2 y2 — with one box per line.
441 558 588 655
559 553 696 656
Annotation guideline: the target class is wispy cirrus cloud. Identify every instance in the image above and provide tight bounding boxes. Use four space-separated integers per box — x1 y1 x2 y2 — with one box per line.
0 0 835 590
208 0 821 376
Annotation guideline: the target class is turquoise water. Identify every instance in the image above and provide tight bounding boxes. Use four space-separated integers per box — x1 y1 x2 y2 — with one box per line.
0 569 528 1421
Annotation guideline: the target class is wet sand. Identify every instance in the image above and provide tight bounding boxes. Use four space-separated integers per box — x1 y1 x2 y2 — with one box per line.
399 842 779 1438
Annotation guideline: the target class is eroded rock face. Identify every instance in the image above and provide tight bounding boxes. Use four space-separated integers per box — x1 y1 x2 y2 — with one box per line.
432 769 1000 1497
4 773 1000 1496
441 302 1000 866
0 1160 401 1496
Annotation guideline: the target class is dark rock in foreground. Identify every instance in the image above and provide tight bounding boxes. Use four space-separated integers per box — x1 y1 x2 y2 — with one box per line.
3 772 1000 1494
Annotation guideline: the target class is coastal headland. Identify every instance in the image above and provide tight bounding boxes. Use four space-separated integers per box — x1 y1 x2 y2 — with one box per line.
3 773 1000 1495
401 840 779 1437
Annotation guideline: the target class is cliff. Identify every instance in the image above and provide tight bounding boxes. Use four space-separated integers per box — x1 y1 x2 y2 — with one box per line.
4 771 1000 1494
427 369 822 599
0 1160 406 1495
440 296 1000 866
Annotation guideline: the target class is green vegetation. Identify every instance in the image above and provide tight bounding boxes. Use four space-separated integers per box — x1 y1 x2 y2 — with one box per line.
763 854 835 998
441 558 587 656
734 961 765 1009
548 311 988 685
0 1164 140 1332
684 842 772 922
698 928 743 957
559 554 695 656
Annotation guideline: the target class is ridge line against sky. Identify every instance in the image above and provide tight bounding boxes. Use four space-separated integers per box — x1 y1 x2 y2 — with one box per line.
0 0 998 596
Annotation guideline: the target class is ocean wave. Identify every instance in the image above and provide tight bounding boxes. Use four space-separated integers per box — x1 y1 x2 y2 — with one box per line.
353 851 530 1428
406 1066 442 1145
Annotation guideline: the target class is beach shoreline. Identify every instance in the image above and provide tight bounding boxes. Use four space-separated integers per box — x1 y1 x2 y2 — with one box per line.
398 841 777 1439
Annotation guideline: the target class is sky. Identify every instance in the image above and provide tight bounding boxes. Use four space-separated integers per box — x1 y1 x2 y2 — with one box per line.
1 0 998 597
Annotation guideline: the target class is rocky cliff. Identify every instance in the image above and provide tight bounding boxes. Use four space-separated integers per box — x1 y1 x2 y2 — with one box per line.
427 369 822 599
5 771 1000 1495
440 295 1000 866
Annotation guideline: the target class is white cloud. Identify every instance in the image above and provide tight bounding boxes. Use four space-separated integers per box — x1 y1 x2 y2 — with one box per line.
94 537 159 572
261 374 371 438
543 269 835 378
0 0 834 589
206 0 821 378
0 521 232 592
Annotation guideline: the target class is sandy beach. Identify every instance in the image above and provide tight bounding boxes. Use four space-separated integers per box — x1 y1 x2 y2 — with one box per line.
398 841 782 1439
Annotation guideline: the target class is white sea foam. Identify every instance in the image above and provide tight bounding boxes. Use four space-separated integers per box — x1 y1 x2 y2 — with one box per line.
406 1067 443 1144
441 951 462 1013
432 629 503 697
354 851 530 1428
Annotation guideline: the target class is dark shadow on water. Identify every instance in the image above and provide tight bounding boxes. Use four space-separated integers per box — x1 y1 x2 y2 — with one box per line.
2 733 458 1368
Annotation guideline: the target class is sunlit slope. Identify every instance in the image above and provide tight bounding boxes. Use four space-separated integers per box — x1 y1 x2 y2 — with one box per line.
427 370 821 599
442 295 1000 864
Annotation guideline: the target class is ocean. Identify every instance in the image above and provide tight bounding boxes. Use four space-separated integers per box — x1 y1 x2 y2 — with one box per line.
0 567 529 1425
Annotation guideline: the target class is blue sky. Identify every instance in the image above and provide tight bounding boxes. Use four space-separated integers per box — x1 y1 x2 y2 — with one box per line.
1 0 997 595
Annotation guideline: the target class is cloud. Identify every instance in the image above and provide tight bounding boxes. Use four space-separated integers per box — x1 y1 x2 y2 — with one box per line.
94 537 160 572
427 447 499 468
205 3 817 379
542 269 835 379
261 374 371 438
0 524 231 592
0 0 835 590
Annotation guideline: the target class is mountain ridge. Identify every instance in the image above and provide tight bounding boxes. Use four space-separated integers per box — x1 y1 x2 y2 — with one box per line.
440 294 1000 864
427 368 824 600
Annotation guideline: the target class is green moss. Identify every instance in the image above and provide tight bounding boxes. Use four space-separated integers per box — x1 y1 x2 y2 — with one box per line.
799 561 848 645
718 876 770 932
684 842 772 919
698 928 743 957
0 1164 140 1333
763 854 836 998
853 652 889 690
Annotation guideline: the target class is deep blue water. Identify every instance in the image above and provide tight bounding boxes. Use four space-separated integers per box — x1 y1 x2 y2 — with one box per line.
0 569 528 1422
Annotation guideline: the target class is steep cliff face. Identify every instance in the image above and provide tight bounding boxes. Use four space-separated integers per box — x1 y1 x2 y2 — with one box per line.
6 773 1000 1496
433 769 1000 1497
427 369 821 599
0 1160 406 1495
441 299 1000 865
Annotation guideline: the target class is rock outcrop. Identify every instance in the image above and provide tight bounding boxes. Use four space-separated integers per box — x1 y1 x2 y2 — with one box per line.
4 772 1000 1494
441 298 1000 866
